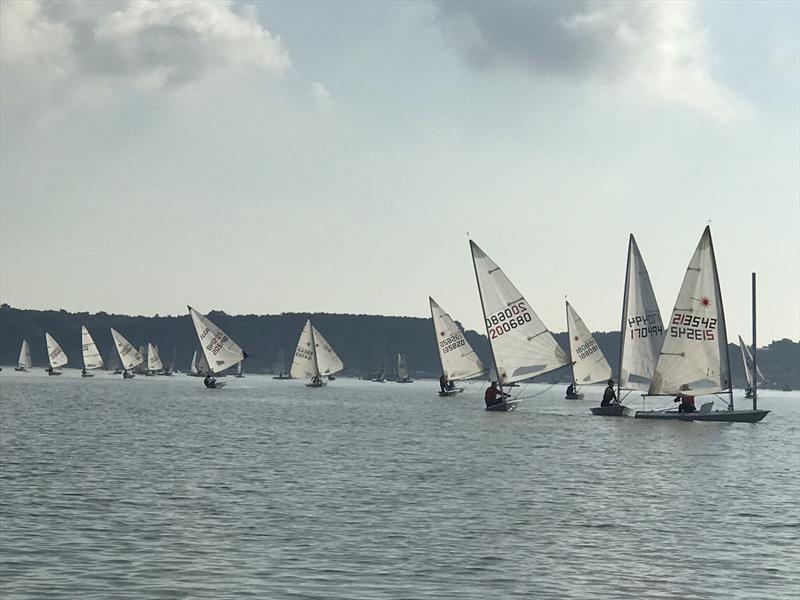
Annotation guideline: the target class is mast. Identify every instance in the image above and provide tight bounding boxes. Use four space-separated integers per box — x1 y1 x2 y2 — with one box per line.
617 235 633 400
470 240 502 387
752 272 757 411
566 300 575 386
309 320 321 378
708 229 734 411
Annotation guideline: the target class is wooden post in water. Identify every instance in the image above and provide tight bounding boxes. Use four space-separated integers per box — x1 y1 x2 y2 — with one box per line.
752 272 757 411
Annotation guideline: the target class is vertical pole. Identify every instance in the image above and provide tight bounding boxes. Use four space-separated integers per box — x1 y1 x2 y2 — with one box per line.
752 272 757 411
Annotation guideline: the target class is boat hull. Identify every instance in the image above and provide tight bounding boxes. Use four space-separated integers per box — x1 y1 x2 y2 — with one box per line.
306 382 326 388
565 393 584 400
14 367 27 372
590 405 631 417
81 372 94 378
439 388 464 397
634 409 770 423
485 401 520 412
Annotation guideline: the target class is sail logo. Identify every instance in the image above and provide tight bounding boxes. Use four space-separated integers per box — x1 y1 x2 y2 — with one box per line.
669 312 716 341
486 301 532 339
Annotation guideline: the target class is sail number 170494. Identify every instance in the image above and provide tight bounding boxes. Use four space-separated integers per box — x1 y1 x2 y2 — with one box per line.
486 301 532 339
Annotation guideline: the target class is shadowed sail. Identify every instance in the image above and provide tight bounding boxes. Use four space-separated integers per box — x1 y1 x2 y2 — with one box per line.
188 306 246 375
147 343 163 372
429 297 484 381
81 325 104 370
738 334 765 389
46 333 68 370
111 328 144 370
470 240 569 385
566 301 612 384
648 227 730 396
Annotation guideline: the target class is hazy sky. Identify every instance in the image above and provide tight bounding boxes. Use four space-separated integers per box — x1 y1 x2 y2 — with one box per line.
1 0 798 343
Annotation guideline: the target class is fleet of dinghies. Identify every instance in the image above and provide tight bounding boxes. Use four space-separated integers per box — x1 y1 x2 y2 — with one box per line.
4 226 775 421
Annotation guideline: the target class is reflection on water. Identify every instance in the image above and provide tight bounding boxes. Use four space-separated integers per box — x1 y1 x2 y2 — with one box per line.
1 372 798 599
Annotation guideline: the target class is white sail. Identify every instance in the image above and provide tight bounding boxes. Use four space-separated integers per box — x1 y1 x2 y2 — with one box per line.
566 301 612 384
110 328 144 370
81 325 104 370
147 343 163 372
190 350 198 374
188 306 246 374
619 235 666 391
290 319 318 379
470 240 569 384
649 227 731 396
196 351 210 374
429 297 485 381
397 353 409 380
18 340 32 369
45 332 68 369
312 324 344 376
738 335 765 388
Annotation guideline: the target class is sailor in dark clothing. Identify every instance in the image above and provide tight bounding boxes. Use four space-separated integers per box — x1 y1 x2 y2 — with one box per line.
440 373 448 393
675 394 696 413
566 382 576 397
600 380 617 407
484 381 509 407
204 374 217 388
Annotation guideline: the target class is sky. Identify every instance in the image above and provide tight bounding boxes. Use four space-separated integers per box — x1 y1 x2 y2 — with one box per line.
1 0 798 343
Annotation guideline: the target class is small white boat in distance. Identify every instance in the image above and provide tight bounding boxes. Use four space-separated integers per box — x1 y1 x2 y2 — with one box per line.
290 319 344 387
45 333 68 375
188 306 247 389
15 340 31 371
429 297 484 397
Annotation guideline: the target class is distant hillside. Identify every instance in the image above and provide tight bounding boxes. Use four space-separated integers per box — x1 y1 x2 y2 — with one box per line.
0 304 797 388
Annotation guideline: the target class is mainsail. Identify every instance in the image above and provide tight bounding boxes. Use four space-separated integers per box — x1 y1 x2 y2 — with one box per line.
290 319 344 379
81 325 104 370
147 343 163 372
18 340 32 369
397 353 409 380
738 335 765 388
110 328 144 370
45 333 68 369
429 297 484 381
619 235 666 391
648 227 731 396
470 240 569 384
188 306 246 374
566 301 612 384
190 350 198 374
196 350 210 374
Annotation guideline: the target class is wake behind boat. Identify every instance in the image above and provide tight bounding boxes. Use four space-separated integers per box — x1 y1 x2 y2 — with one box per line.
634 227 769 423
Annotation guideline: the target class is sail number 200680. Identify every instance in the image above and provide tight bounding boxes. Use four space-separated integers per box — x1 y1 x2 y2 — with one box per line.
486 301 532 339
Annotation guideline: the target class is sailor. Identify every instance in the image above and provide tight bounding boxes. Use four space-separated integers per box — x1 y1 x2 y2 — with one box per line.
566 382 576 397
81 368 87 376
204 374 217 388
675 394 696 413
600 380 617 407
484 381 509 407
311 375 321 385
439 373 448 393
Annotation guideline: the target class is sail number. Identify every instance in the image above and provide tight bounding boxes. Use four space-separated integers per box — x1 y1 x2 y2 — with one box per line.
200 327 230 356
574 339 599 360
669 312 716 341
439 333 466 354
295 347 313 360
487 301 532 339
627 313 664 339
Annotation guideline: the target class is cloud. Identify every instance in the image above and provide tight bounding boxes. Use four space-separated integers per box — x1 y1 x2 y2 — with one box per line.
1 0 291 123
434 0 748 120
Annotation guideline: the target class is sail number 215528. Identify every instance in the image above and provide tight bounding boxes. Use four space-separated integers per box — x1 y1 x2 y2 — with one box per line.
486 301 532 339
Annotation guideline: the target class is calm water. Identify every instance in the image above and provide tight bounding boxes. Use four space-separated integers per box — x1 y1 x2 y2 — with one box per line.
1 371 798 599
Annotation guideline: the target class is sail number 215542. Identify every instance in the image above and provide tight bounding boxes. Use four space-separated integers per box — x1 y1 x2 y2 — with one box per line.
486 301 532 339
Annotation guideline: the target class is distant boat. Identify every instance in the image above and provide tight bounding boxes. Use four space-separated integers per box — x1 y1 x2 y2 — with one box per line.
635 227 769 422
591 235 665 417
235 361 245 378
158 347 176 376
781 382 792 392
290 318 344 387
188 306 247 389
470 240 570 411
272 348 291 379
395 352 413 383
14 339 31 372
186 350 200 376
146 343 163 376
81 325 104 377
110 328 144 378
564 301 612 399
45 332 68 375
429 297 484 396
134 345 148 374
738 334 765 399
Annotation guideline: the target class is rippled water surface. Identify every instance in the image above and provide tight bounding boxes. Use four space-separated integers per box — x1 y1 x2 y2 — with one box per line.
1 371 798 599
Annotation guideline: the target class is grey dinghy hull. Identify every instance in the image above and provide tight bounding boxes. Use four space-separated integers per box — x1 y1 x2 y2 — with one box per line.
565 393 584 400
590 405 632 417
485 401 520 412
439 388 464 397
634 409 769 423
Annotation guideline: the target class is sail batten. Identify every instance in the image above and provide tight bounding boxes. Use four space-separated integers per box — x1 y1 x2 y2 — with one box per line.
648 227 730 397
429 297 485 381
81 326 104 370
470 241 569 385
188 306 246 375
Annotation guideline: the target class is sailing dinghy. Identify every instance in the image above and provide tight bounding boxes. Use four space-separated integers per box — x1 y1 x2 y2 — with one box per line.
429 297 485 396
591 235 666 417
81 326 104 377
738 335 765 399
146 343 163 375
470 241 570 411
564 301 612 399
111 328 144 378
635 227 769 422
15 340 31 371
290 319 344 387
45 333 68 375
188 306 247 389
396 353 413 383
